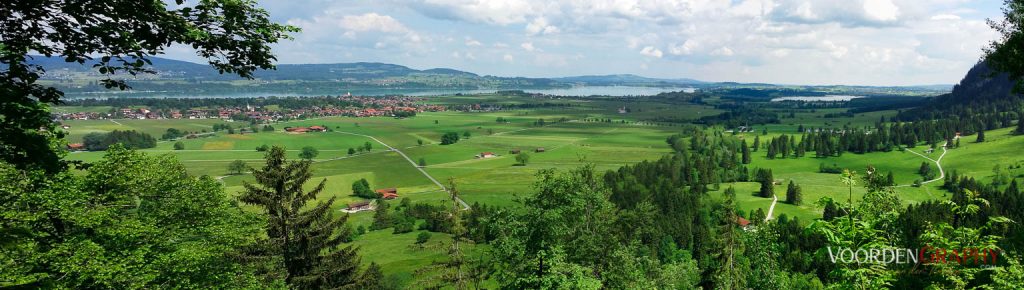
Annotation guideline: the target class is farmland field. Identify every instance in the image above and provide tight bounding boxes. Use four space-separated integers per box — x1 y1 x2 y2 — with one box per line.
58 93 1024 287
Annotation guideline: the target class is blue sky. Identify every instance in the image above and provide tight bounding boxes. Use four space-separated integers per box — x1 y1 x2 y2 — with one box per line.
165 0 1006 86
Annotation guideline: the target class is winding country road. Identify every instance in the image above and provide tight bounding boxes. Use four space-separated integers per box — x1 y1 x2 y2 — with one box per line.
897 141 949 187
765 194 778 222
334 131 470 210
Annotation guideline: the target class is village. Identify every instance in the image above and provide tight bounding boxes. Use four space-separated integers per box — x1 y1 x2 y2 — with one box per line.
54 95 447 122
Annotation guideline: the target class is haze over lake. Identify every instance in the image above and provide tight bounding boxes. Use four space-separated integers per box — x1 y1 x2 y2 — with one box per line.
770 95 865 102
65 85 696 99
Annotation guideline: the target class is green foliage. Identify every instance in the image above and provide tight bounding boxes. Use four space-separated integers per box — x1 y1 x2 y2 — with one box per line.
299 146 319 159
371 201 392 230
440 132 460 145
363 141 373 152
418 158 427 167
239 146 360 288
416 232 431 245
986 0 1024 92
256 144 270 152
228 159 248 175
161 128 185 140
173 141 185 150
786 181 803 205
351 178 377 199
82 130 156 151
515 152 530 165
347 147 356 155
0 145 266 288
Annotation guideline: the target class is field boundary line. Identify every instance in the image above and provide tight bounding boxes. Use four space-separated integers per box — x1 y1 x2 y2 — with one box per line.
334 131 470 210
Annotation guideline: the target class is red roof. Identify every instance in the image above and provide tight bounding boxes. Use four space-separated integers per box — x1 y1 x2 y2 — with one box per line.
375 188 398 199
736 217 751 227
67 143 84 150
309 125 326 131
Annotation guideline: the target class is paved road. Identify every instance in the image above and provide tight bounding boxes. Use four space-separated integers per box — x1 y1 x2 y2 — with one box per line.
896 141 949 187
334 131 470 210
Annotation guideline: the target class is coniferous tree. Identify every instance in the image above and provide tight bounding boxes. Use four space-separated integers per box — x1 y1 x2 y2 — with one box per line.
356 263 387 289
713 187 747 289
757 169 775 198
741 140 751 164
240 146 360 288
977 130 986 142
752 135 760 152
786 181 802 205
1017 115 1024 135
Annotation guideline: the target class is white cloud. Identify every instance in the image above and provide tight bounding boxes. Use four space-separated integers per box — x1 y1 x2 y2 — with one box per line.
863 0 900 22
640 46 663 58
526 17 560 35
931 14 961 20
521 42 538 52
245 0 1002 85
711 46 735 57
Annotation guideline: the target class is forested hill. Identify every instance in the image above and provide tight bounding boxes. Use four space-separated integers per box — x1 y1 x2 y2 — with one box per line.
899 61 1022 120
29 55 488 81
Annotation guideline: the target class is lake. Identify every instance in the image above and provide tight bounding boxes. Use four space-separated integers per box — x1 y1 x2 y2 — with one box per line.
64 86 696 99
770 95 864 102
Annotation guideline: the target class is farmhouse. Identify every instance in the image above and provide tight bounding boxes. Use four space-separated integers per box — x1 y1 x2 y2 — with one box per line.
509 149 521 154
285 127 311 133
344 201 374 212
67 143 85 151
736 216 751 230
535 147 546 153
375 188 399 199
477 152 496 158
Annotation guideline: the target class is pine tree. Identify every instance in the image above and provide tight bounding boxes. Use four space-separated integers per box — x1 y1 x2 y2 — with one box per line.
1017 115 1024 135
758 169 774 198
977 130 986 142
356 263 386 289
417 178 472 289
741 139 751 164
240 146 361 288
713 187 747 289
752 135 760 152
786 181 802 205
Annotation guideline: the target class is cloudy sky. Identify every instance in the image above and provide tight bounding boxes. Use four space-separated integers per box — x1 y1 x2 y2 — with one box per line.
166 0 1005 86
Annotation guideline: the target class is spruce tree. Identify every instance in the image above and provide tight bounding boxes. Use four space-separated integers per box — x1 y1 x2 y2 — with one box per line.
752 135 760 152
977 130 986 143
786 181 802 205
713 187 747 289
1017 115 1024 135
741 140 751 164
240 146 360 288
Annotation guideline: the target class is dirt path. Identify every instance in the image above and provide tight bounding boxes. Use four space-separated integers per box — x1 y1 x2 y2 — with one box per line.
896 141 948 187
334 131 470 210
765 194 778 222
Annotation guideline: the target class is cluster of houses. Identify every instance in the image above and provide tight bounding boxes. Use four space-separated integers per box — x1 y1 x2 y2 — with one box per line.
54 96 447 122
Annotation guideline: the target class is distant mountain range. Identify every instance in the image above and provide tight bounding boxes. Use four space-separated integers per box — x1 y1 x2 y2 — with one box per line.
29 55 704 86
30 55 953 97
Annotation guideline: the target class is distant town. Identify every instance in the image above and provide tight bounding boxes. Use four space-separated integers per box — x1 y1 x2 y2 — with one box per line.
54 95 447 122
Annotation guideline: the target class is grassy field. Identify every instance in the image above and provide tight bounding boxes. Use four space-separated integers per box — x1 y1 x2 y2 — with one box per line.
59 94 1024 287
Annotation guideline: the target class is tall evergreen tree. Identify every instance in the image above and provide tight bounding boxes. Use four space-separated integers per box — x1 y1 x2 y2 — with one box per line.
752 135 760 152
713 187 747 289
1017 115 1024 135
786 181 802 205
240 146 361 288
741 140 751 164
977 130 986 142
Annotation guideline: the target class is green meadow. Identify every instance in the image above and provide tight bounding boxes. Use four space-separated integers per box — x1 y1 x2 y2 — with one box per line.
59 94 1024 286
